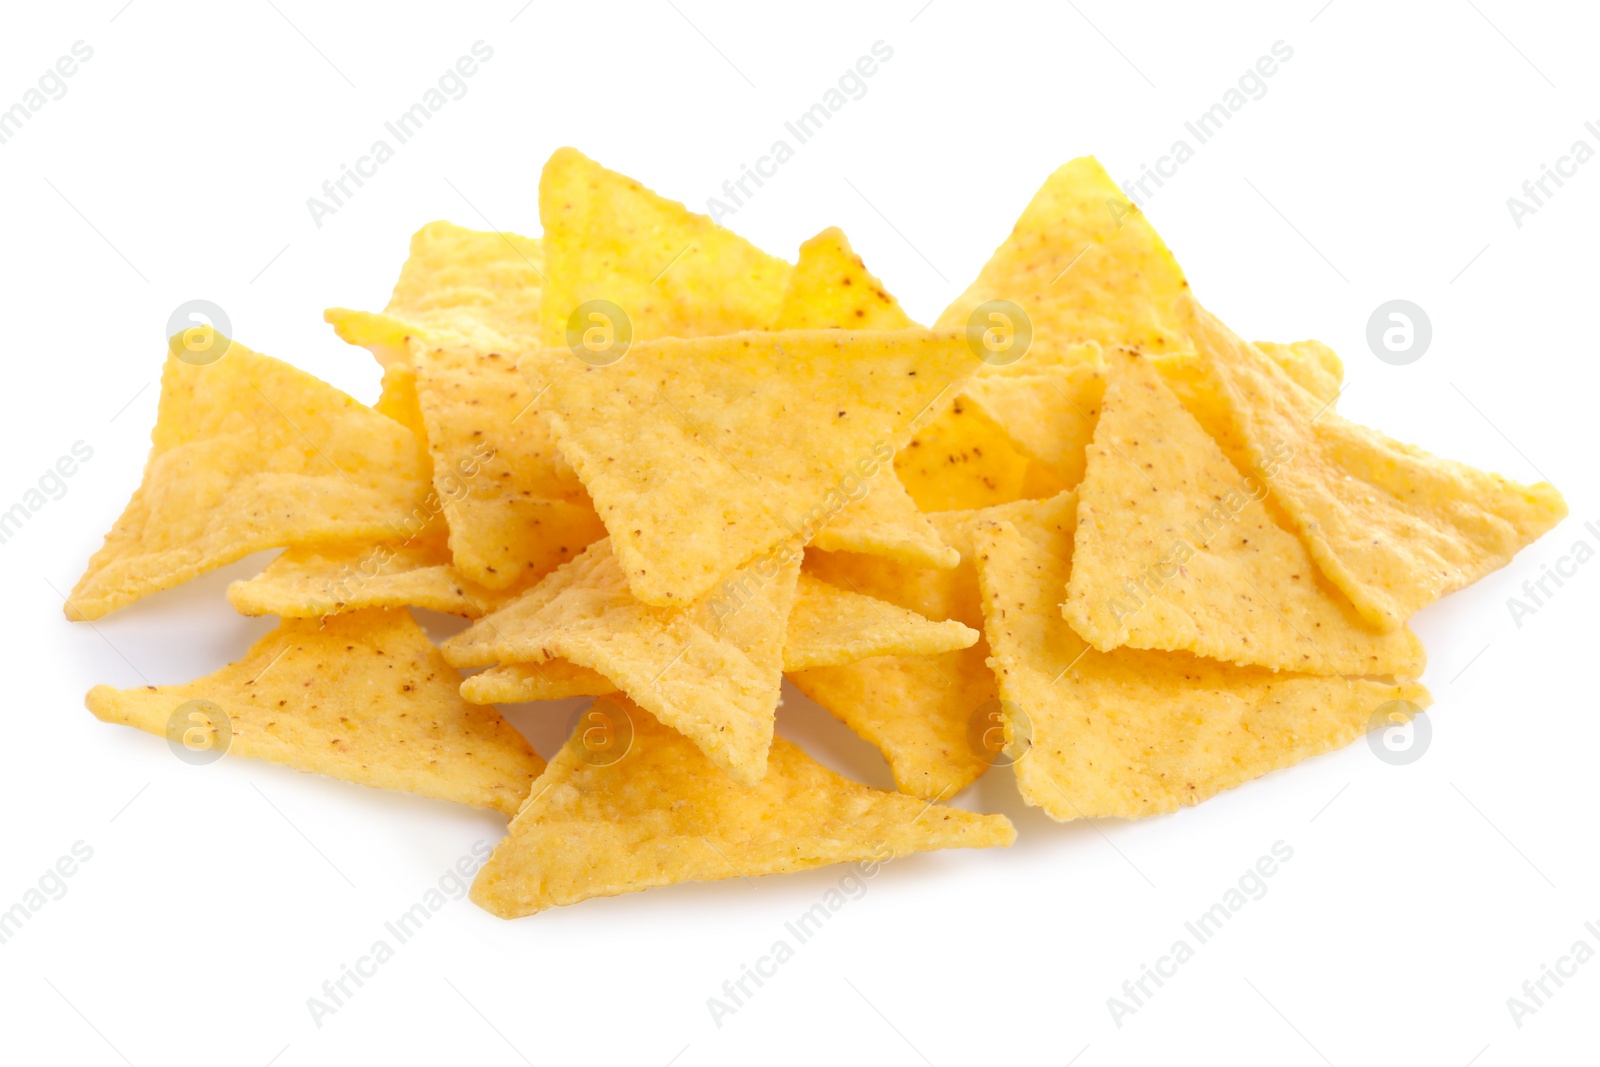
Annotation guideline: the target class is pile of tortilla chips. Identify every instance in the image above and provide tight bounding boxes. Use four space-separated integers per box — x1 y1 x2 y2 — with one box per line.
70 148 1567 916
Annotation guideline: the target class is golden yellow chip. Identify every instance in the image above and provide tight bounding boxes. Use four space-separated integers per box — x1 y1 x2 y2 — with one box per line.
770 227 958 569
789 649 996 801
789 504 1044 799
538 147 791 345
896 395 1032 512
470 697 1014 916
774 226 913 330
326 221 545 366
226 531 505 619
1184 297 1568 631
937 156 1190 357
972 493 1432 820
529 328 978 607
959 356 1106 489
460 660 617 704
85 608 542 814
808 477 961 569
66 335 429 621
1065 349 1426 676
414 341 606 589
444 538 798 785
460 570 975 702
386 221 543 339
1255 339 1343 403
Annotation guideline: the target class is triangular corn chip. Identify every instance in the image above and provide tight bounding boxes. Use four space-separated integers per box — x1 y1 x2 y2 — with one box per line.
443 538 799 785
326 221 544 366
774 226 913 330
789 503 1044 799
227 530 509 619
807 476 962 569
972 494 1432 820
896 394 1032 511
1184 298 1568 631
470 698 1014 916
529 328 979 607
789 649 996 801
460 660 618 704
1065 349 1426 676
1255 339 1343 404
459 572 976 702
960 350 1107 488
771 227 959 569
1154 339 1342 470
414 341 606 589
937 156 1190 357
538 147 791 345
67 336 429 621
85 609 542 814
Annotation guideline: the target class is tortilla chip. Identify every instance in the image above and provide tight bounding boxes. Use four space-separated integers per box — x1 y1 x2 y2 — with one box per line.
460 660 619 704
470 698 1014 916
937 156 1189 358
85 608 542 814
324 308 420 369
530 328 978 607
774 227 913 330
459 572 975 702
387 221 543 339
66 335 429 621
443 538 798 785
896 395 1032 512
413 341 606 589
374 359 431 448
808 477 962 569
790 649 996 801
327 221 544 366
972 494 1432 820
960 351 1107 488
1065 349 1426 676
1256 339 1343 404
770 228 958 569
789 505 1042 798
791 572 980 667
1184 298 1568 631
226 531 508 619
538 147 791 345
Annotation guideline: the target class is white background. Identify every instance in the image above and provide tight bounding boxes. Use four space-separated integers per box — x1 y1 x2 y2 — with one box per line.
2 1 1595 1064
